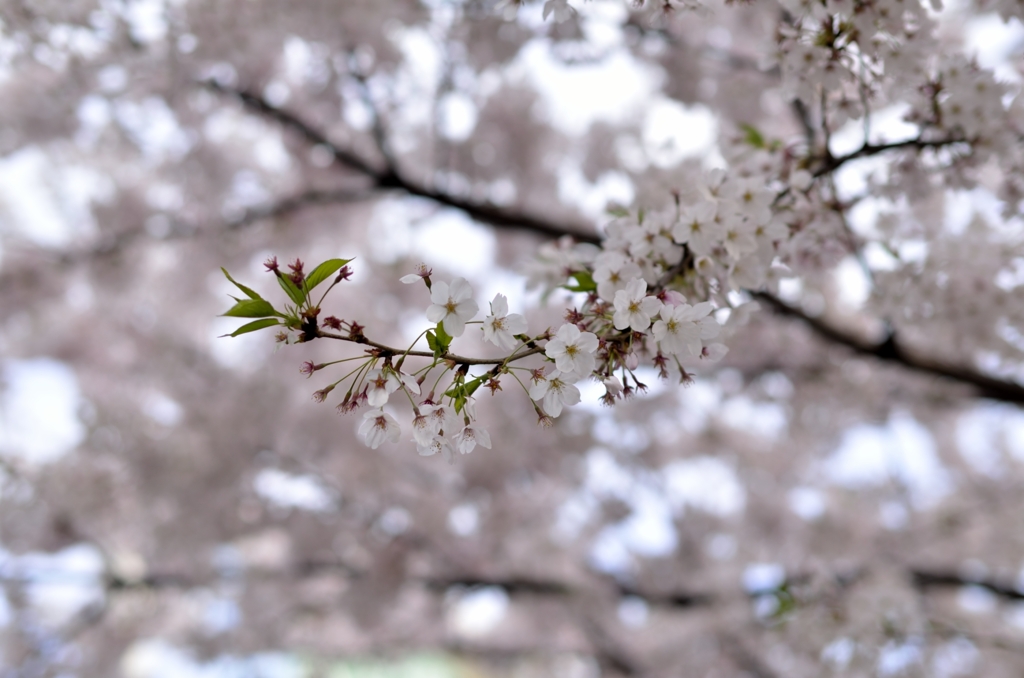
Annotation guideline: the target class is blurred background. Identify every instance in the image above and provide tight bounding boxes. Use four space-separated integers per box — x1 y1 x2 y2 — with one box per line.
2 0 1024 676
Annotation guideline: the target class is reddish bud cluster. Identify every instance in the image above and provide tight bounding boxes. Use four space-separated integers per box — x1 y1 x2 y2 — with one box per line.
288 259 305 286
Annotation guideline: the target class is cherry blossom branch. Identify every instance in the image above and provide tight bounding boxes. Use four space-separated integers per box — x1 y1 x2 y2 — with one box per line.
209 83 1024 408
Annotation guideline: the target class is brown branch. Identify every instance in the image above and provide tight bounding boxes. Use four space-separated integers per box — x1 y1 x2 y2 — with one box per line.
205 79 382 179
579 616 645 676
911 568 1024 601
814 135 970 177
204 80 598 244
753 292 1024 404
227 188 376 230
719 633 781 678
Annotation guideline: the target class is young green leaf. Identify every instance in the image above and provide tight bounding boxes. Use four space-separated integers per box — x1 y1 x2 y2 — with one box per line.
303 258 352 295
740 123 766 149
464 377 483 397
563 270 597 293
221 318 280 337
277 274 306 307
222 298 278 318
434 322 452 353
221 268 262 300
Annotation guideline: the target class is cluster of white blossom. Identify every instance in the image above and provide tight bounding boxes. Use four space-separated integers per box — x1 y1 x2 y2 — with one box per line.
260 180 794 459
348 258 728 458
503 0 1024 209
529 169 792 298
307 165 822 458
225 0 1024 462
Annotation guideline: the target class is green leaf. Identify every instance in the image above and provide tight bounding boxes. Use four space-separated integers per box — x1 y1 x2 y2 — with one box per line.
740 123 765 149
222 298 278 318
454 394 467 414
303 258 353 295
434 322 452 353
426 330 439 354
222 318 280 337
277 274 306 307
563 270 597 293
221 268 262 300
464 377 483 397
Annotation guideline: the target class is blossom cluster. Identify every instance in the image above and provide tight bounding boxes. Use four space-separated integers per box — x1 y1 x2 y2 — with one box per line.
223 0 1024 461
527 169 790 299
222 199 757 460
349 265 727 459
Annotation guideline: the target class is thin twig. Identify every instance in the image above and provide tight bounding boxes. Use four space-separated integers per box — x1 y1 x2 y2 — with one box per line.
316 329 547 367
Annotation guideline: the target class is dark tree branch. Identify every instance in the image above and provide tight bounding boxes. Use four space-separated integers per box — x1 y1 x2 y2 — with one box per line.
344 52 397 171
206 82 1024 408
753 292 1024 404
911 568 1024 601
204 80 598 244
227 188 376 230
814 135 970 177
204 79 383 179
578 616 644 676
719 633 781 678
791 98 816 150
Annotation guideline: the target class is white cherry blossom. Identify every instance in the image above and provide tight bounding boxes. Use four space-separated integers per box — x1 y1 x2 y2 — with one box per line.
400 263 432 284
411 411 438 447
593 251 643 302
529 369 581 418
417 434 456 464
398 371 421 396
602 375 623 396
424 402 458 436
454 424 491 454
545 323 598 378
425 277 479 337
672 201 719 256
652 302 715 356
358 410 400 449
613 278 662 332
482 293 527 350
365 369 400 407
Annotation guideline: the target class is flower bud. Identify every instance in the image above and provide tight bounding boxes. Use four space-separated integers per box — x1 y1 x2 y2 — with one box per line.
625 351 639 370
